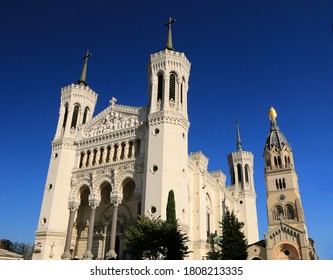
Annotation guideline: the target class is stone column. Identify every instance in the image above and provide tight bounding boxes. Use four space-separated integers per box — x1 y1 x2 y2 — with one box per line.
101 146 107 163
83 199 100 259
106 196 122 259
116 143 121 161
124 141 129 160
61 201 79 260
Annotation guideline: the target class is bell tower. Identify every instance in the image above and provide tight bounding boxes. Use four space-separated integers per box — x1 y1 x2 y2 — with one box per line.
143 18 191 229
227 121 259 245
33 51 98 260
263 106 317 260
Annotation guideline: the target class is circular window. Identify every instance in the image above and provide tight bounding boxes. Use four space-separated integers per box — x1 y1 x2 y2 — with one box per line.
152 165 158 172
41 218 47 225
151 206 157 214
53 153 58 159
154 128 160 135
240 200 243 204
48 184 53 190
278 194 286 201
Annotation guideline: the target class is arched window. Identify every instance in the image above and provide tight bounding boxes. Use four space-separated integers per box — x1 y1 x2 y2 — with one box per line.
85 150 91 167
237 164 243 185
275 205 284 220
71 104 80 129
180 82 183 104
82 107 89 125
283 178 286 189
245 164 249 182
230 167 235 185
62 103 69 130
113 144 119 161
278 156 282 166
92 149 97 166
169 73 176 101
275 180 279 190
157 74 163 101
120 142 126 160
286 204 295 219
274 157 278 166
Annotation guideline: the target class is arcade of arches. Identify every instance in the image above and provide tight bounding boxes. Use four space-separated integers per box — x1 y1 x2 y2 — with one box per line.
62 178 138 260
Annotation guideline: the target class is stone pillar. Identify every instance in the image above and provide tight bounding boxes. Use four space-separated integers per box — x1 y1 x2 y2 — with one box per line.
61 201 79 260
106 196 122 259
101 146 107 163
124 141 129 160
116 143 121 161
83 199 100 259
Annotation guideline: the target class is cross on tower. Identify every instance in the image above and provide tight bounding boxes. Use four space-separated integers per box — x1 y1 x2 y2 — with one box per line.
164 17 176 50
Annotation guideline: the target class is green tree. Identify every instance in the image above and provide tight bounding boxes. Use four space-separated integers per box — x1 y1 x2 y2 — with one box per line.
206 234 221 260
124 190 190 260
164 189 190 260
166 189 176 225
219 209 248 260
124 216 167 260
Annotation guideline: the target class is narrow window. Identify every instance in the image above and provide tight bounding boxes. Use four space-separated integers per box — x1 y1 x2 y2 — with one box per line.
275 205 284 220
157 75 163 101
62 104 69 130
275 180 279 190
79 152 84 168
206 207 211 237
71 105 80 129
274 157 278 166
230 167 235 185
237 164 243 185
113 144 118 161
286 204 295 219
169 73 176 101
278 156 282 166
82 107 89 125
283 178 286 189
180 82 183 104
245 164 249 182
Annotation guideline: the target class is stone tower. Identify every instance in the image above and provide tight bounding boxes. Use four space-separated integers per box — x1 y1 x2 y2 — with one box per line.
263 106 317 260
227 121 259 245
143 17 191 230
33 52 98 260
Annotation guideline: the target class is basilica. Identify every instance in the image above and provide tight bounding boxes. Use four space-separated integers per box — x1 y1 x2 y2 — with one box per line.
32 19 317 260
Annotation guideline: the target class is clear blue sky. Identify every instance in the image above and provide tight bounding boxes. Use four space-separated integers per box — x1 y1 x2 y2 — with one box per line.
0 0 332 259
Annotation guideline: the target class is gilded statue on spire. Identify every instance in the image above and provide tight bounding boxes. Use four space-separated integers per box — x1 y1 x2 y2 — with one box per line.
269 106 277 123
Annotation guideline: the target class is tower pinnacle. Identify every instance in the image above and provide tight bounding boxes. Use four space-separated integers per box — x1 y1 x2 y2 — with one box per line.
164 17 176 50
236 120 242 152
77 50 92 86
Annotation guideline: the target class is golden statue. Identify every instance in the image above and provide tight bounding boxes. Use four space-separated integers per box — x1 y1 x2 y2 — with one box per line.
269 106 277 123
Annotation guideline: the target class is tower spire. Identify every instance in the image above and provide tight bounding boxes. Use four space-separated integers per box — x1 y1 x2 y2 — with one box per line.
236 120 242 152
164 17 176 50
77 50 92 86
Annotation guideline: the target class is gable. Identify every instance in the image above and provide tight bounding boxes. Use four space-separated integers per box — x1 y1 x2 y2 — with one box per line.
80 102 147 139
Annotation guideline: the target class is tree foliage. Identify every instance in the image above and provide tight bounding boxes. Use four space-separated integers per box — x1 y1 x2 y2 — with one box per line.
166 190 176 225
219 209 248 260
206 209 248 260
0 239 33 259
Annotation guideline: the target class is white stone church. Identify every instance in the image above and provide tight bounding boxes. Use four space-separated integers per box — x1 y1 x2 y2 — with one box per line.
32 19 317 260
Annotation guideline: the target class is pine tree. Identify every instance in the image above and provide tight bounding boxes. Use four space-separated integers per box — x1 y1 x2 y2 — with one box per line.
206 234 221 260
219 209 248 260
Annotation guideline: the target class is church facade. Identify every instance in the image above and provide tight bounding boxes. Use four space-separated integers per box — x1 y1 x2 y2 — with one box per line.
32 20 316 260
